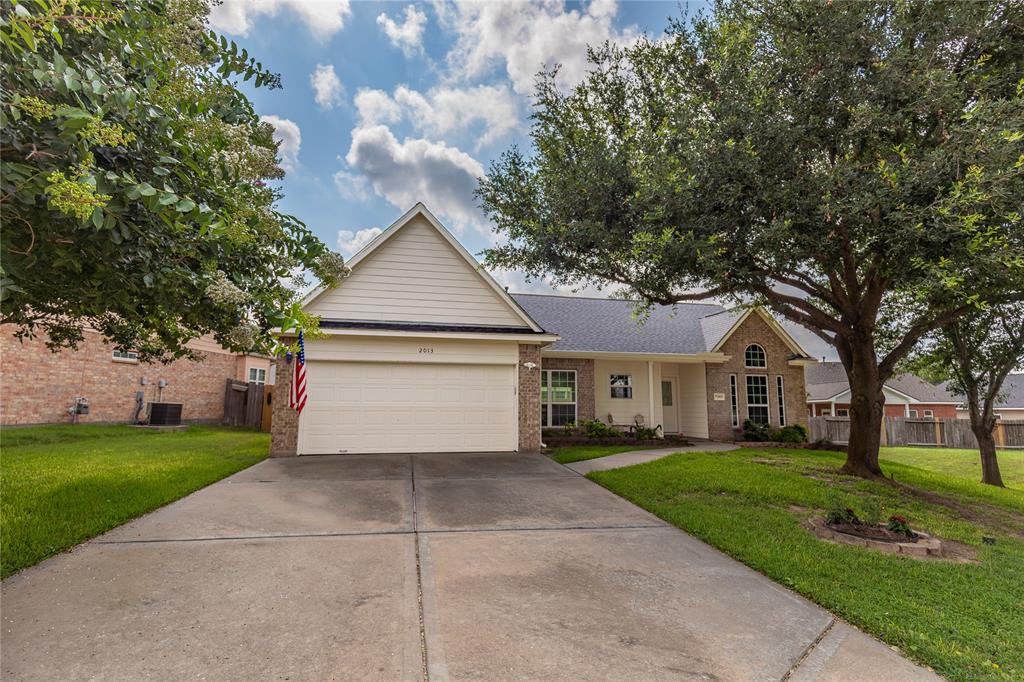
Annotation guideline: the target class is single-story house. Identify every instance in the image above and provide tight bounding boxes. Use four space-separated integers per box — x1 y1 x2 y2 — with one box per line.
805 362 959 419
954 374 1024 421
0 327 271 425
270 204 815 456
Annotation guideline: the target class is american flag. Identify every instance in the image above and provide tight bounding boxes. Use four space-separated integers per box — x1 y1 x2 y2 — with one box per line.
288 330 307 414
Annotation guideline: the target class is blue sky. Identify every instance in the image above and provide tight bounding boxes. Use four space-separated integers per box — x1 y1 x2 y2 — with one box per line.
209 0 834 360
211 1 693 278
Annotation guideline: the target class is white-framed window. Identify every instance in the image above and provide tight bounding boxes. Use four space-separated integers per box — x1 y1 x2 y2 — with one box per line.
909 409 919 418
746 375 769 424
729 374 739 427
541 369 577 426
776 376 786 426
744 344 767 368
248 367 267 385
112 349 138 362
923 409 934 418
610 374 632 399
835 408 849 417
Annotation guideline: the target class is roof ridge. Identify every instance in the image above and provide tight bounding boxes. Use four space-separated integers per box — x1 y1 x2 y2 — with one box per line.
511 292 723 306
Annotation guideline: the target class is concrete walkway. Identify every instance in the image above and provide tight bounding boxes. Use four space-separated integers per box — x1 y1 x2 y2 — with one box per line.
565 440 740 474
1 452 939 681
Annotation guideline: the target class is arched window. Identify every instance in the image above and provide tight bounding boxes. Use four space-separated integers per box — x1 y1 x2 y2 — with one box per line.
744 344 767 368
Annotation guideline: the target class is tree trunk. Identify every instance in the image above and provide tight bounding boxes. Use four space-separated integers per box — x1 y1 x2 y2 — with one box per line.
970 417 1005 488
841 349 886 478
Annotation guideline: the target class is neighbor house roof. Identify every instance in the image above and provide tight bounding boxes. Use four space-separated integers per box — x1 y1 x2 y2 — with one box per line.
996 375 1024 408
804 362 959 403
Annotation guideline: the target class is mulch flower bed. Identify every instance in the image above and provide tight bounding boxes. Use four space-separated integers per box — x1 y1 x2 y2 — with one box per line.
542 436 692 447
827 521 919 543
806 517 975 562
740 440 847 452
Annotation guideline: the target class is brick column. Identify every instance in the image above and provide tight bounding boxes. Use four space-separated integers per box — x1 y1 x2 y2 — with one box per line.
269 352 299 457
518 344 542 453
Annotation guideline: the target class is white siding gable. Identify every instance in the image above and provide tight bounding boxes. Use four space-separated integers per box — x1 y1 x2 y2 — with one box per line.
306 214 527 327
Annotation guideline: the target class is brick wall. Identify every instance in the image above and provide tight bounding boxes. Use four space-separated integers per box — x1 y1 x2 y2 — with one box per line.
540 357 595 421
518 344 542 453
705 312 808 441
269 351 299 457
0 326 247 425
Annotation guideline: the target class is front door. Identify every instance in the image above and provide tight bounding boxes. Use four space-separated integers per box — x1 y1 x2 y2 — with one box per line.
661 379 678 433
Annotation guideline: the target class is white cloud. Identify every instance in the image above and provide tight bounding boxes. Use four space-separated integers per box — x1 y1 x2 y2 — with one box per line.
440 0 640 96
333 170 370 201
377 5 428 57
208 0 351 41
354 88 403 126
345 124 485 233
354 84 519 149
337 227 384 255
394 84 519 148
310 64 344 110
259 115 301 173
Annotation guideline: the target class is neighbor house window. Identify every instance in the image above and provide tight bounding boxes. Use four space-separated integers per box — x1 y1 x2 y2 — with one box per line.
744 344 767 368
729 374 739 427
248 367 267 385
610 374 632 399
112 349 138 362
909 409 918 418
541 370 576 426
924 409 934 418
746 375 769 424
835 408 849 417
776 376 786 426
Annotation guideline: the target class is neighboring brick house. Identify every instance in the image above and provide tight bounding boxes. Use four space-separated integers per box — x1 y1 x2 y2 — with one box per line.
269 203 815 457
0 326 271 425
953 374 1024 421
804 362 959 419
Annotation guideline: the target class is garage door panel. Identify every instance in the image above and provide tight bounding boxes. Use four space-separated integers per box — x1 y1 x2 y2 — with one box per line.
298 360 517 454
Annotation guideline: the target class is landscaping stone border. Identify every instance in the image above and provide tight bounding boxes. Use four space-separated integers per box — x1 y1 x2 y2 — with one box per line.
806 517 960 560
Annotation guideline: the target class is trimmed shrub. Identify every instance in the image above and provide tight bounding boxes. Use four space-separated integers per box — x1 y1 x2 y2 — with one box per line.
774 425 808 443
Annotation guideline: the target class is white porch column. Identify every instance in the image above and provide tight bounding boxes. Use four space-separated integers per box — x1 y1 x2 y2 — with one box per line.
648 360 655 428
830 399 836 416
904 403 910 418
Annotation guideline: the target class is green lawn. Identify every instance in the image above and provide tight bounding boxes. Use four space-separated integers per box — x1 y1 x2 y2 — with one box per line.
545 444 657 464
881 446 1024 490
1 424 268 578
588 447 1024 681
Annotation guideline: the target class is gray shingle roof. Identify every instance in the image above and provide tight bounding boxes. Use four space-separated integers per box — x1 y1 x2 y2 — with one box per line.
804 362 958 403
511 294 725 354
700 309 744 351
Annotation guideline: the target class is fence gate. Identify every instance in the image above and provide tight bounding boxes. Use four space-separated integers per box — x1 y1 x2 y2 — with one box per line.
223 379 265 429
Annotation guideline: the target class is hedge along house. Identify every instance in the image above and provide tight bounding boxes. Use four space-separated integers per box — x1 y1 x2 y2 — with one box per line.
270 204 815 456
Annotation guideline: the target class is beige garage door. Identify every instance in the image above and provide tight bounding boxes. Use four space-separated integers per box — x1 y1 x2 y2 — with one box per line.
298 361 517 454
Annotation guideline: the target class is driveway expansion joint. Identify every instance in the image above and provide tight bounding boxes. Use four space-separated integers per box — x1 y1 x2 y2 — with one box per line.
780 617 837 681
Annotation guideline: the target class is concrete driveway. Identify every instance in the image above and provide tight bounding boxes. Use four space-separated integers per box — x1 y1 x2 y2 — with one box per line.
2 452 937 681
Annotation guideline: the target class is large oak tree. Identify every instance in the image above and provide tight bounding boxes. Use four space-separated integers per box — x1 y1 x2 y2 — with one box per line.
478 0 1024 477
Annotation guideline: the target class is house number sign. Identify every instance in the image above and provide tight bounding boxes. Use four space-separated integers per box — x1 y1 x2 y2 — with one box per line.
713 392 726 401
418 347 434 354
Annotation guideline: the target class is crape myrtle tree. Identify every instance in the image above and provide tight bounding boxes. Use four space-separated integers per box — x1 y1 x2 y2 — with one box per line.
478 0 1024 478
908 305 1024 487
0 0 348 361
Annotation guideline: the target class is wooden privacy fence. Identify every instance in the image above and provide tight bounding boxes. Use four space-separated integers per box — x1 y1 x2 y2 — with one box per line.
223 379 271 430
809 416 1024 449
